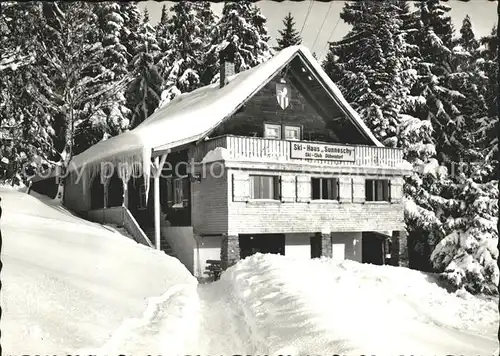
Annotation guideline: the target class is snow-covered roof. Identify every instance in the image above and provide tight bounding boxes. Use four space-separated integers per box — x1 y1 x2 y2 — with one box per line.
69 45 382 191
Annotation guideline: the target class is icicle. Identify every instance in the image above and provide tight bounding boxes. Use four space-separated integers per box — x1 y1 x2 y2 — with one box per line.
81 169 88 204
143 147 152 205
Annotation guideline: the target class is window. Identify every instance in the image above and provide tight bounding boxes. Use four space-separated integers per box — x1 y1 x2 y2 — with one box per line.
173 177 190 207
365 179 390 202
311 178 339 200
264 123 302 140
264 123 282 139
284 125 301 141
250 175 280 200
164 177 173 208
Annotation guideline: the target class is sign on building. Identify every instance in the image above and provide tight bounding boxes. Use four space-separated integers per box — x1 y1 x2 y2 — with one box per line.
276 83 291 110
290 142 356 162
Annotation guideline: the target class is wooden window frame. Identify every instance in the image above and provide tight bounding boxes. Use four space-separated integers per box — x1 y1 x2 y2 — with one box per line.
263 123 282 140
284 125 302 141
249 174 281 200
263 122 303 141
365 179 391 202
311 177 340 200
172 177 189 208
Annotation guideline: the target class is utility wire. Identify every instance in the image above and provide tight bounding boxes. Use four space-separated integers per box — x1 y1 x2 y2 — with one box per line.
318 15 341 61
311 2 333 54
299 0 314 37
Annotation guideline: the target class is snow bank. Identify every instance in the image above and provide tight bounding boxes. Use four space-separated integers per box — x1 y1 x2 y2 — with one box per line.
216 254 498 355
201 147 231 163
1 188 197 354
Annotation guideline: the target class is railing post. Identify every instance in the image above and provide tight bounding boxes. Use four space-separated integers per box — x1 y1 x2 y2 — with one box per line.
154 156 161 250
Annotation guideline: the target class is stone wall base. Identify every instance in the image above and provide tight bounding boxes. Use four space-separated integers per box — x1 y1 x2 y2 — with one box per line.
221 234 240 270
312 232 332 258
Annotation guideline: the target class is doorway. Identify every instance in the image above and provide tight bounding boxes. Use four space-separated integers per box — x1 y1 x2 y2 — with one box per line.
239 234 285 259
362 232 388 265
90 176 104 209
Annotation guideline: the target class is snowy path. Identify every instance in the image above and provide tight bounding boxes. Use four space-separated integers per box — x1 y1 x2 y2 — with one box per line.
97 283 201 355
193 283 256 354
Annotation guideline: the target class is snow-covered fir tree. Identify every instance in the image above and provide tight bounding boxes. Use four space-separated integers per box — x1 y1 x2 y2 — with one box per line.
204 1 273 85
95 2 129 79
155 4 171 80
0 2 36 72
431 170 498 294
322 0 462 272
83 2 131 151
408 0 465 165
426 21 499 293
126 9 163 128
193 1 218 45
0 2 42 184
322 0 420 147
456 15 480 53
26 2 130 198
408 7 498 285
119 2 142 73
444 15 486 164
157 1 214 106
474 26 498 176
273 12 302 52
398 1 468 271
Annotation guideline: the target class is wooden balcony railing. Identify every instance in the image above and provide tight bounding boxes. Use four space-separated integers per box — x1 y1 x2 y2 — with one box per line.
192 135 406 169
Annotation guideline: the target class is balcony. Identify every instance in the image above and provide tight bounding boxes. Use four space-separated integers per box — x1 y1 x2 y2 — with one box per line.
192 135 410 171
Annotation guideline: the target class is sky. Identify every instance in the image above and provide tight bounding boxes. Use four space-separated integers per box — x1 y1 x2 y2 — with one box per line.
138 1 498 62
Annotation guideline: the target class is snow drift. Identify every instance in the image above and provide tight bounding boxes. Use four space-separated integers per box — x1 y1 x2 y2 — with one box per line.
1 188 197 354
211 253 498 355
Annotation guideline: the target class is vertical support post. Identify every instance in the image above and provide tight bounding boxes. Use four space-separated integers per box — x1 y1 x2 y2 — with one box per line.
391 231 400 266
391 230 409 267
103 180 109 209
154 156 161 250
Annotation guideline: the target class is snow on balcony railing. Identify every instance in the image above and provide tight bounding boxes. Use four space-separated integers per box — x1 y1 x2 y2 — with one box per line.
192 135 405 169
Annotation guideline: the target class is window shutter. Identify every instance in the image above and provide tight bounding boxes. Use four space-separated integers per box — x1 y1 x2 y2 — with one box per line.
296 175 311 203
338 177 352 203
386 180 391 202
232 172 250 202
280 174 296 202
352 177 365 203
390 177 403 203
376 180 384 201
271 176 279 200
276 176 282 200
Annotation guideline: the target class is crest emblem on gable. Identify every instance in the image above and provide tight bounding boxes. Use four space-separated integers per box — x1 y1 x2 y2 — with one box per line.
276 83 291 110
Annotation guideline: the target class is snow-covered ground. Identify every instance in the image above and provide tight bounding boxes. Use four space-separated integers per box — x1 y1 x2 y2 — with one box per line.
1 188 197 354
2 188 498 355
